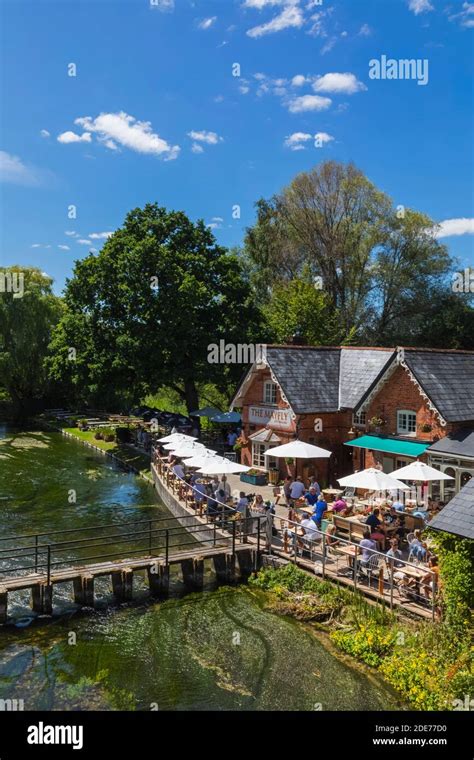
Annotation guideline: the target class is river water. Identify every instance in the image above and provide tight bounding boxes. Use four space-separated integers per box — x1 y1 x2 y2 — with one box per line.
0 427 403 711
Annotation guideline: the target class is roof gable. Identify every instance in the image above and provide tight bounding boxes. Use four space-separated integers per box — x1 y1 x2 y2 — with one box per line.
403 350 474 423
265 347 340 413
339 348 394 409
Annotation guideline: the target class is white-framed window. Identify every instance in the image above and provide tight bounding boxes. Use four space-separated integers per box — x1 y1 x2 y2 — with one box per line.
251 442 277 469
353 410 366 427
263 381 277 405
397 410 417 436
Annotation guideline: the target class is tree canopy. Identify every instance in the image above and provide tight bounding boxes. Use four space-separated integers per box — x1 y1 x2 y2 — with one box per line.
48 204 263 412
0 267 63 414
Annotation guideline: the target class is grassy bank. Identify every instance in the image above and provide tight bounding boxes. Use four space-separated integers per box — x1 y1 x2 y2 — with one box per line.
62 427 152 479
249 564 473 711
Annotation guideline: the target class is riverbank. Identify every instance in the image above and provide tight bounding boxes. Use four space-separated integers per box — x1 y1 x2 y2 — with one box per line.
249 563 473 711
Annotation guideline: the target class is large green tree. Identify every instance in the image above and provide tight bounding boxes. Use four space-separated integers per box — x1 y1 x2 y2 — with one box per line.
48 205 263 413
0 267 63 414
243 161 464 347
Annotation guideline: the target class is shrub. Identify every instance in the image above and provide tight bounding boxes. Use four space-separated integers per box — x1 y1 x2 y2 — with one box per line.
330 624 396 668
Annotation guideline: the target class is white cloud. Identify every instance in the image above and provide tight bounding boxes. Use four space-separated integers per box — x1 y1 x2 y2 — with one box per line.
284 132 312 150
0 151 42 186
74 112 180 160
247 5 304 37
313 73 366 95
31 243 51 249
198 16 217 30
242 0 286 7
434 218 474 238
89 231 113 240
291 74 307 87
58 245 70 250
287 94 332 113
40 129 50 138
187 130 223 145
65 231 77 236
449 2 474 28
358 23 372 36
314 131 334 145
407 0 434 15
150 0 174 10
77 239 92 245
57 131 92 144
191 143 204 154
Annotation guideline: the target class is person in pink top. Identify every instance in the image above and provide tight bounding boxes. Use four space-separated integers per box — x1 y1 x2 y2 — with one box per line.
332 497 347 514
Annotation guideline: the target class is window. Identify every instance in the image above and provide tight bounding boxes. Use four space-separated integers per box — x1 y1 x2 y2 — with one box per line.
263 381 277 405
397 410 417 435
251 442 277 469
353 410 366 427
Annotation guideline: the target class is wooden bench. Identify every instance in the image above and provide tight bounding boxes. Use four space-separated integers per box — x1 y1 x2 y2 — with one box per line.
333 516 367 544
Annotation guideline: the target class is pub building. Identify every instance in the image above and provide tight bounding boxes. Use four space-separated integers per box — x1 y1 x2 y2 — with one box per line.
231 344 474 500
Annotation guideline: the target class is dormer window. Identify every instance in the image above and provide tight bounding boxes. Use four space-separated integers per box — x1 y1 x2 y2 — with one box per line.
263 381 277 405
397 410 417 436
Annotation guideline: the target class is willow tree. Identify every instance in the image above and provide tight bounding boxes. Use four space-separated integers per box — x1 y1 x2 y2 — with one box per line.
0 267 63 414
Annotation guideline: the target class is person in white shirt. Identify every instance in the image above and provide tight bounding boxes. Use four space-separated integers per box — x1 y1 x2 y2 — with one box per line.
300 517 320 541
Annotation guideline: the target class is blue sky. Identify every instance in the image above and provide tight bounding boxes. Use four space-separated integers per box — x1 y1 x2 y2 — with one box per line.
1 0 473 293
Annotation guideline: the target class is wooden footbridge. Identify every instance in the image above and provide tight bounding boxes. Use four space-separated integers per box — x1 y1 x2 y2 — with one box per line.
0 513 265 623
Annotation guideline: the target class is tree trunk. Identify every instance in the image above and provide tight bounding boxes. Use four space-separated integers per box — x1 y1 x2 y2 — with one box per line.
183 378 199 416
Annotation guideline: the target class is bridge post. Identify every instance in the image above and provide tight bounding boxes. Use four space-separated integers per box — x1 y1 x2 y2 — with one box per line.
181 557 204 591
236 549 257 579
111 568 134 602
73 574 95 607
147 561 170 599
212 552 236 584
31 583 53 616
0 587 7 624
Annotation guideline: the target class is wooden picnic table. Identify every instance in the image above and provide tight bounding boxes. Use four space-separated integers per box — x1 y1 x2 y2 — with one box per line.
322 488 344 502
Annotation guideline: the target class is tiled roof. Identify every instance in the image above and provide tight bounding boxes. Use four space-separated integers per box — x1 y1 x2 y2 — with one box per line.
428 428 474 459
339 348 394 409
264 346 395 414
429 477 474 539
265 347 340 413
403 350 474 423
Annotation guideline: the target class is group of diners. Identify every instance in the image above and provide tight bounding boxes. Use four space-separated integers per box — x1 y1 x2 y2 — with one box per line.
276 475 439 604
165 455 272 525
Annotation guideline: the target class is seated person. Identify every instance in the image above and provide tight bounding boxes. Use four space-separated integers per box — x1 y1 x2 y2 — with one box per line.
385 538 407 582
289 477 306 502
332 497 347 514
307 478 321 496
251 493 266 513
172 460 185 480
359 530 377 567
305 486 319 507
193 479 207 509
325 523 339 547
392 499 405 512
236 491 249 515
385 507 406 541
300 516 320 543
365 507 387 550
311 495 328 529
421 555 440 599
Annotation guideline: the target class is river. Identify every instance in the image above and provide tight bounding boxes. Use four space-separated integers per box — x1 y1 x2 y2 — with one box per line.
0 427 403 711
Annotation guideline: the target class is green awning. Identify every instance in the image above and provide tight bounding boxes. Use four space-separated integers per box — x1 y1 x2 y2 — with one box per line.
344 435 429 458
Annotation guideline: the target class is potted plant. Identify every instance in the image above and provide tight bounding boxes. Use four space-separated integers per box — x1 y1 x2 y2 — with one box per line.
369 416 385 434
240 469 268 486
419 422 432 433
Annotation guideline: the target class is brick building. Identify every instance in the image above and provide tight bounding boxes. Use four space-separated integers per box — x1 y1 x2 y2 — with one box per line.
231 345 474 500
